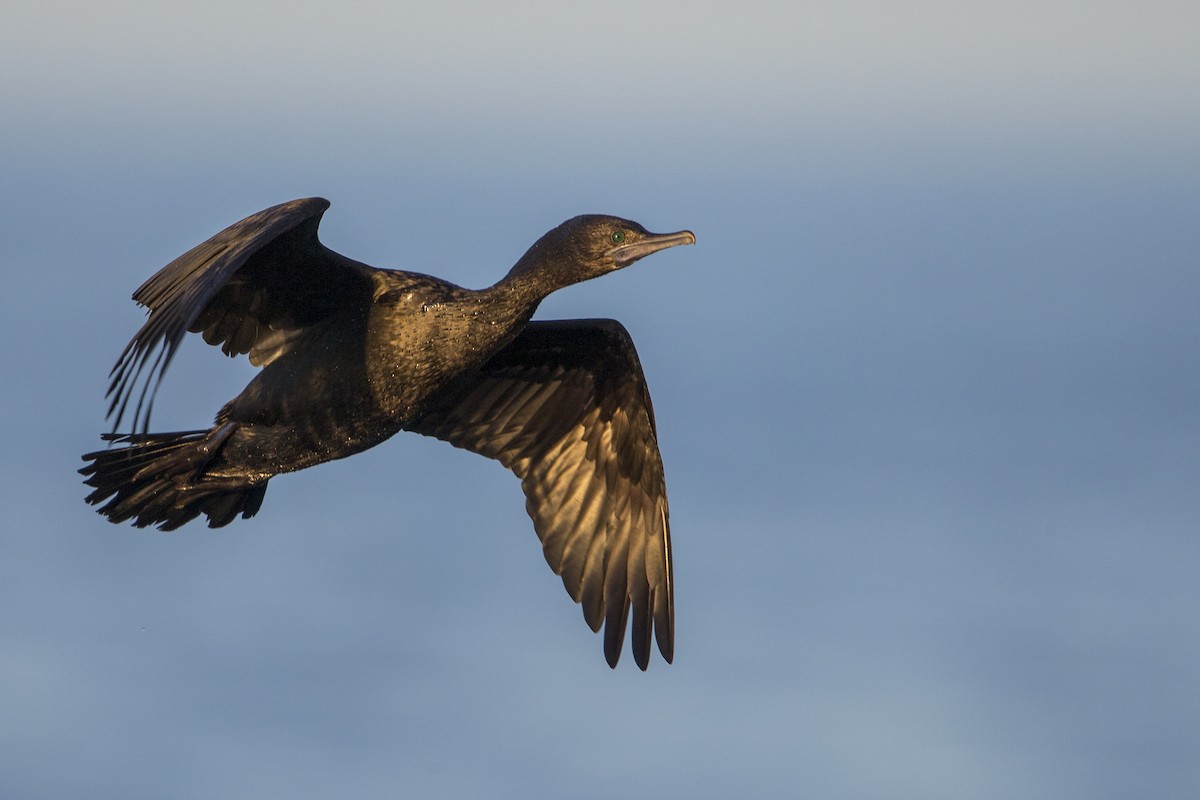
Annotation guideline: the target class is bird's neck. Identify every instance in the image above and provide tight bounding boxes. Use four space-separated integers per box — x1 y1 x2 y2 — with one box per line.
472 277 543 336
475 245 603 334
492 242 587 305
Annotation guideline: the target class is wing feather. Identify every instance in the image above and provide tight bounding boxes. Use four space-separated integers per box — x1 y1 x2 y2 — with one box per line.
106 198 373 432
407 319 674 669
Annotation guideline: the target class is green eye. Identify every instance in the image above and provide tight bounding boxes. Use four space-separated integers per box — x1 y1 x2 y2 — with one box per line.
611 230 626 244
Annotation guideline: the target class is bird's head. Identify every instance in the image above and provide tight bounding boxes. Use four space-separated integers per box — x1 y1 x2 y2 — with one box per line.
506 215 695 292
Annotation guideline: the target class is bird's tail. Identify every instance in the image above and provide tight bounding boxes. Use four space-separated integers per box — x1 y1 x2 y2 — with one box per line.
80 424 267 531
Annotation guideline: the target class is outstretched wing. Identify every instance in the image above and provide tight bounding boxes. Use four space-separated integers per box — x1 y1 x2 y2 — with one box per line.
106 197 374 432
407 319 674 670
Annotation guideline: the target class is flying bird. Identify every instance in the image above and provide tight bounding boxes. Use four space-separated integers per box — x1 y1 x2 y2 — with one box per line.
81 198 694 669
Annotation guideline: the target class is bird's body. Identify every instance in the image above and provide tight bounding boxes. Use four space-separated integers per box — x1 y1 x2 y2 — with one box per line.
82 198 694 669
210 270 530 476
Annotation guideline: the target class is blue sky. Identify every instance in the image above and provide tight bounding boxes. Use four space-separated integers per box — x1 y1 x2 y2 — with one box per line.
3 3 1199 798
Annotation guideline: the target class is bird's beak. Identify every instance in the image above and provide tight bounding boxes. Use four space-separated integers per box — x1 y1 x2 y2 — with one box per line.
610 229 696 267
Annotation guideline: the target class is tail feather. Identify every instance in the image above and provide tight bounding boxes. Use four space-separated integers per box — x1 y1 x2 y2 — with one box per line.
81 427 268 530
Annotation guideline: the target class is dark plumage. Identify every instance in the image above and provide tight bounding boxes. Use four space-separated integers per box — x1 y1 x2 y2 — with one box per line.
81 198 694 669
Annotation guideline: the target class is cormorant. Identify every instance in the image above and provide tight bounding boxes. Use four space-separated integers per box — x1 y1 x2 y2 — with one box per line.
80 198 694 670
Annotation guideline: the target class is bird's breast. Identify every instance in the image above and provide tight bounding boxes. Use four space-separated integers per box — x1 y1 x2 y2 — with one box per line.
362 292 527 421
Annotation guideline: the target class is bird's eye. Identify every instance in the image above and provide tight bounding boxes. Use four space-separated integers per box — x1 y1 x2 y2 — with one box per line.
611 230 626 244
